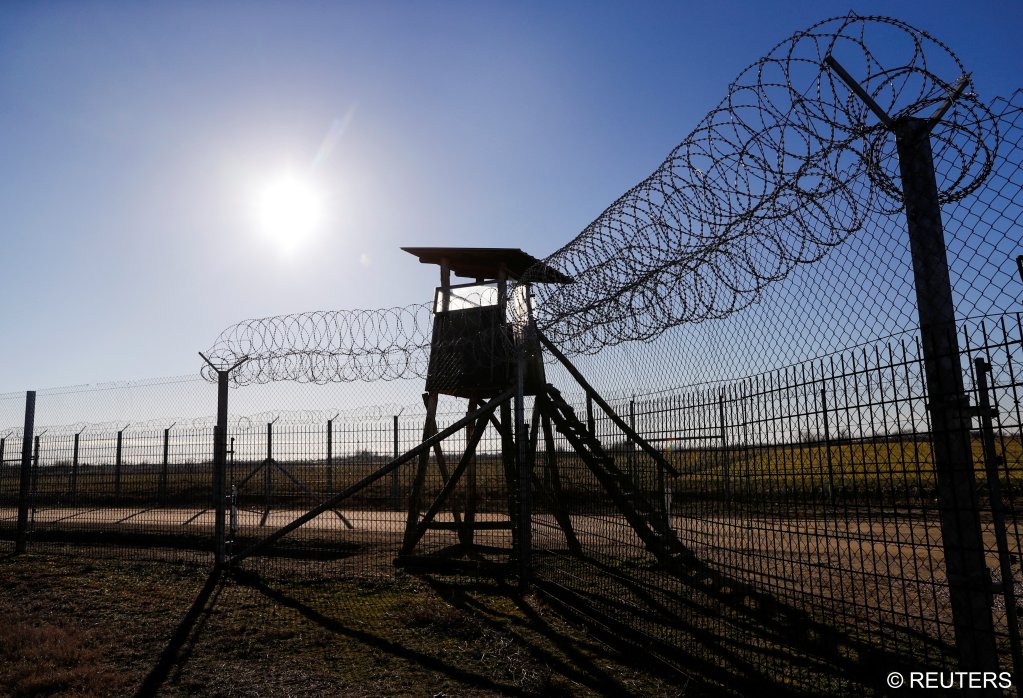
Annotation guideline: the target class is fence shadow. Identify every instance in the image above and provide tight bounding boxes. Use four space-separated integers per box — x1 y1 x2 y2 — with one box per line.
228 567 536 695
124 551 954 696
227 565 695 696
420 574 696 696
133 567 226 698
534 553 954 696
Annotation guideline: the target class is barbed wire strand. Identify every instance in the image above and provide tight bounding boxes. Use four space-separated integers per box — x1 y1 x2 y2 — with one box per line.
204 14 1000 384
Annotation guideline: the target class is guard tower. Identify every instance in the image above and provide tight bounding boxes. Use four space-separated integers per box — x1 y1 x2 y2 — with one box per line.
395 247 691 583
395 247 571 573
405 247 571 398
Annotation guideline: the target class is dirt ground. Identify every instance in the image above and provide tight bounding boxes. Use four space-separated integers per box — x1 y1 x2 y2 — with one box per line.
0 549 695 698
1 505 1018 697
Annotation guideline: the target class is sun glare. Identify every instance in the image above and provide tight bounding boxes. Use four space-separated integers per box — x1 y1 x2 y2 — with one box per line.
254 172 324 251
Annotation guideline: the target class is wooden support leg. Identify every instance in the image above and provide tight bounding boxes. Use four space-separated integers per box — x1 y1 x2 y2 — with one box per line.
499 400 520 557
431 439 463 529
401 393 438 555
404 414 489 553
540 402 581 554
461 400 479 548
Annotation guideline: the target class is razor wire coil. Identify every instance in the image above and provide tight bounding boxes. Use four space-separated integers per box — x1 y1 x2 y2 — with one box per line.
204 14 1002 383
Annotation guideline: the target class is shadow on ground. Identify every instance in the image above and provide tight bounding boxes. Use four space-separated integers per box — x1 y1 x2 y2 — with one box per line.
531 552 955 696
127 549 949 696
134 568 226 698
132 558 689 696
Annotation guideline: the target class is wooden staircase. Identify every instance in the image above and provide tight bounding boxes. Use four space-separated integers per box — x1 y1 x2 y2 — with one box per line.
541 384 694 568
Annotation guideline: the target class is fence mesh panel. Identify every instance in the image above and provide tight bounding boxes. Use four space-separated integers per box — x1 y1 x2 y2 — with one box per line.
2 15 1022 695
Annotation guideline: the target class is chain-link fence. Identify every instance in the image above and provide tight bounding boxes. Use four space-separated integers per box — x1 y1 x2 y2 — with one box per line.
531 314 1022 693
2 13 1022 696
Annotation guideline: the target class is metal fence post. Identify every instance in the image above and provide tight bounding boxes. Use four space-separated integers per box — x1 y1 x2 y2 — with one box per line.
894 116 999 675
70 428 84 498
158 424 174 504
199 353 248 569
265 420 274 516
719 390 729 502
628 397 636 480
827 58 1000 677
326 417 334 498
392 414 400 505
15 391 36 554
114 425 128 499
213 373 230 566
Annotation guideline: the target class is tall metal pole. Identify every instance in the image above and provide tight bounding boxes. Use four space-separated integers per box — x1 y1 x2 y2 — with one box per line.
326 418 334 498
894 115 998 674
392 414 400 505
200 353 247 569
213 373 230 567
826 57 998 676
15 391 36 554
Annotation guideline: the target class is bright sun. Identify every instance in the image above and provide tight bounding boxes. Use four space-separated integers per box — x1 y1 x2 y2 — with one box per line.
254 172 324 251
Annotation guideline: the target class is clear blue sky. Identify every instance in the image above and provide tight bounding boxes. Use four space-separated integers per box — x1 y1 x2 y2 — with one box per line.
1 0 1019 391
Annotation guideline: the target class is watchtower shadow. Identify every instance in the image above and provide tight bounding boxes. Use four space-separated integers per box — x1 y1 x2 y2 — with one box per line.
533 552 954 696
226 567 541 695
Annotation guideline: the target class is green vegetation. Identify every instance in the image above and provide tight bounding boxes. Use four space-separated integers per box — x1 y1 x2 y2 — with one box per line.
666 434 1023 497
1 433 1019 517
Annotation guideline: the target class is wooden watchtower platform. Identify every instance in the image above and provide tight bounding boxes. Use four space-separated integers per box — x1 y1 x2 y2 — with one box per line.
394 247 689 582
394 247 571 573
402 247 571 398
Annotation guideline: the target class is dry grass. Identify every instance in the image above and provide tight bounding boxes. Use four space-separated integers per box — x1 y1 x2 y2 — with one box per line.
0 613 126 697
0 551 692 697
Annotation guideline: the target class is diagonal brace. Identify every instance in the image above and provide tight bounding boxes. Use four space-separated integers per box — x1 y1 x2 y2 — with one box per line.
401 414 491 554
231 388 513 564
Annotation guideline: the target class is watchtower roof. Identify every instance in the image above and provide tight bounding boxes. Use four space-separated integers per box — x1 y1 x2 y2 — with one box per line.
402 247 573 284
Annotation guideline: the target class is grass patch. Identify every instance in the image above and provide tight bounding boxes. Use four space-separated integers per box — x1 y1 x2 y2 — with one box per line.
0 552 691 697
0 613 126 697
